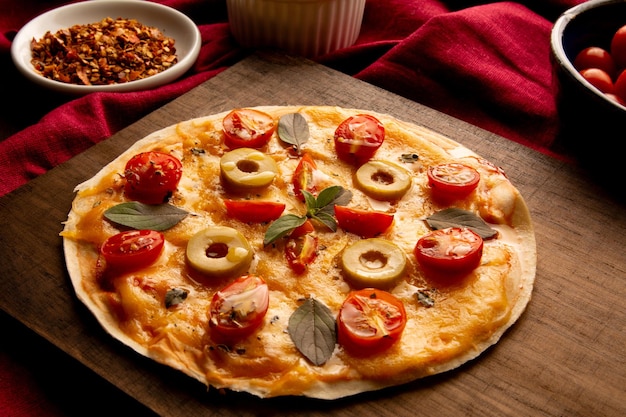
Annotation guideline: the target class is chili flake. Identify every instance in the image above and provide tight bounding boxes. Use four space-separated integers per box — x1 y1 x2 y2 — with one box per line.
30 17 178 85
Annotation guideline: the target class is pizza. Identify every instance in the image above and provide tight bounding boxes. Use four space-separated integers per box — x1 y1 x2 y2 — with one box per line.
61 106 536 399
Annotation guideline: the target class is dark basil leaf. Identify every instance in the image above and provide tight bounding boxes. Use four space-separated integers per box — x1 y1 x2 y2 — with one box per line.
104 202 188 231
416 290 435 308
278 113 310 152
165 288 188 308
312 211 337 232
263 214 307 245
288 298 336 366
425 208 498 239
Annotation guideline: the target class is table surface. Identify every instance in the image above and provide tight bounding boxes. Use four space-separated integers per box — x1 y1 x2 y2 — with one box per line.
1 53 624 417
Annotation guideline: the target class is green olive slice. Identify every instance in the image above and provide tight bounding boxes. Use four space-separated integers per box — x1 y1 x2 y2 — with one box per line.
340 238 407 288
186 226 253 277
355 160 412 200
220 147 278 189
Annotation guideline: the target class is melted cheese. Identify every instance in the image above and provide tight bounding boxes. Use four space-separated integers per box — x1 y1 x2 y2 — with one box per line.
62 106 535 399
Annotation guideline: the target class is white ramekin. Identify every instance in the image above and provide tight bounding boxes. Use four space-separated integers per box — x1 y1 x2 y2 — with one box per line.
226 0 366 57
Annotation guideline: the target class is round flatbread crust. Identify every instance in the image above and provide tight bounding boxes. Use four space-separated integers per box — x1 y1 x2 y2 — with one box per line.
62 106 536 399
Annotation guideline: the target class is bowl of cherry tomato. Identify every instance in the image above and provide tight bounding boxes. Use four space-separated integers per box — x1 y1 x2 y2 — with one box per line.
550 0 626 185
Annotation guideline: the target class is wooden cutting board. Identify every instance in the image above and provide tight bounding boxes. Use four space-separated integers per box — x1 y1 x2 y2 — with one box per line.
1 53 624 417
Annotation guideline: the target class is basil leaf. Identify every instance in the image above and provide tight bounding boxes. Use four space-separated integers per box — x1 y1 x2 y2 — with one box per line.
425 208 498 239
263 214 307 245
315 185 352 209
288 298 336 366
416 290 435 308
312 211 337 232
104 201 188 231
165 288 188 308
278 113 310 152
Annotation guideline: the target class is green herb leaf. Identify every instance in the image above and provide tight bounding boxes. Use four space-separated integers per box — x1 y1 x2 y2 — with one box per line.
278 113 310 152
312 211 337 232
400 153 419 163
104 201 188 231
263 186 352 244
416 290 435 308
165 288 188 308
263 214 307 245
288 298 336 366
425 208 498 239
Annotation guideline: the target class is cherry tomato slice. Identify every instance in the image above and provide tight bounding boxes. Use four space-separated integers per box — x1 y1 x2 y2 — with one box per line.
222 108 276 149
337 288 407 355
124 151 183 205
285 223 318 274
427 162 480 198
414 227 483 274
224 199 285 223
334 206 394 238
334 114 385 165
209 275 269 340
289 219 316 239
100 230 165 271
292 153 320 200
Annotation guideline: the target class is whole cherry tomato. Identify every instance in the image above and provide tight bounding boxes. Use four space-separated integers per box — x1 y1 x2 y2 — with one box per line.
209 275 269 340
100 230 165 271
334 205 394 238
285 220 318 274
427 162 480 198
222 108 276 149
414 227 483 274
579 68 615 94
337 288 407 355
611 24 626 71
573 46 616 78
334 114 385 165
613 69 626 103
292 153 320 200
224 199 285 223
124 151 183 205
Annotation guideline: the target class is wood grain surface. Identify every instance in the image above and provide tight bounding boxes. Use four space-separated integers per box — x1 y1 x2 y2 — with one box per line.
1 53 624 416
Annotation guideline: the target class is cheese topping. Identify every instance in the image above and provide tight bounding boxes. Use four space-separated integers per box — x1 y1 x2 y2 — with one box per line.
61 106 535 399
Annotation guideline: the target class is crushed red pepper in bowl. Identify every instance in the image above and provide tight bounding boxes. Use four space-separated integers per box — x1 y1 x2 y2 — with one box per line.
30 17 178 86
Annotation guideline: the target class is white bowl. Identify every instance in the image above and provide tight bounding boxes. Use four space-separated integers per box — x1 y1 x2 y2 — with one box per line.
11 0 201 94
227 0 366 57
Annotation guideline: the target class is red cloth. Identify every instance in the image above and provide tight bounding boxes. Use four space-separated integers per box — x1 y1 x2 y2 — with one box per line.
0 0 585 415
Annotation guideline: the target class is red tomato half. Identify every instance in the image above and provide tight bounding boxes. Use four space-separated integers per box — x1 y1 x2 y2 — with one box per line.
222 108 276 149
427 163 480 198
124 151 183 205
337 288 407 355
209 275 269 340
414 227 483 274
573 46 616 77
579 68 615 94
334 114 385 165
334 206 394 238
224 199 285 223
100 230 165 271
292 153 320 200
285 222 318 274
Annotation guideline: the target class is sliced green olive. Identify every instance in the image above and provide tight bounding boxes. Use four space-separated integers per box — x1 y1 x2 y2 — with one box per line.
340 238 407 288
220 147 278 189
186 226 253 277
355 160 412 200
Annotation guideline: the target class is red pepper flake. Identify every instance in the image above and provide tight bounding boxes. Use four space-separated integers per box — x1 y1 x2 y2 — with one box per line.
30 17 178 85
